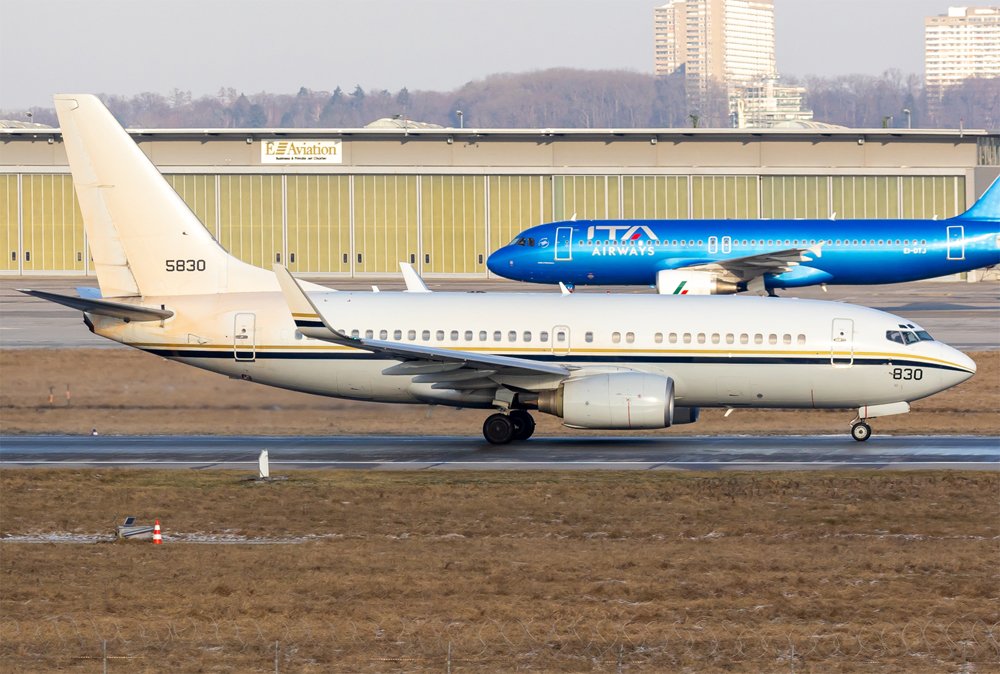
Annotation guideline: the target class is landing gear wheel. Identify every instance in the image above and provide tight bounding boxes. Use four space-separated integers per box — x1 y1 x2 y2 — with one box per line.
851 421 872 442
483 413 515 445
510 410 536 441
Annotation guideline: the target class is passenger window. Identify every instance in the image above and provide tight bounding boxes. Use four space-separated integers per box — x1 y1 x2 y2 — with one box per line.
797 334 806 345
754 334 763 345
407 329 416 340
683 333 692 344
585 331 594 343
697 333 706 344
508 330 517 342
768 334 777 345
436 330 445 341
365 329 374 339
379 329 388 340
725 334 734 344
654 332 663 344
493 331 502 342
740 334 749 344
422 330 430 341
393 329 402 340
669 333 678 344
556 331 566 342
625 332 635 344
612 332 622 344
783 334 792 344
711 333 720 344
479 330 487 341
540 331 549 342
350 329 360 338
464 330 473 341
450 330 459 341
524 331 532 342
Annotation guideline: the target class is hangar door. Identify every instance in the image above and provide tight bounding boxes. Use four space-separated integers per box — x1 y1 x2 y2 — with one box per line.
421 176 486 274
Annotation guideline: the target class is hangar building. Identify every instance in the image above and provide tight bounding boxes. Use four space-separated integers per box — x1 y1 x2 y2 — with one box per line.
1 125 998 278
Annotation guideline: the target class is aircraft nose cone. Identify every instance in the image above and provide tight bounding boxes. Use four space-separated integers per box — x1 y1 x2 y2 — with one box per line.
940 346 976 390
486 248 512 276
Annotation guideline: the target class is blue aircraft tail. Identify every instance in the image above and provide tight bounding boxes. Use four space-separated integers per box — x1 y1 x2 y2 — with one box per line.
961 177 1000 220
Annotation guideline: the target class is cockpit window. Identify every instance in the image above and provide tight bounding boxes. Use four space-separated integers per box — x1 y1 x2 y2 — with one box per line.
887 329 932 345
513 237 536 247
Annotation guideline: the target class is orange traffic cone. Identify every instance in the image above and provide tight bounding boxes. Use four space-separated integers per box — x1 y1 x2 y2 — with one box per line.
152 519 163 545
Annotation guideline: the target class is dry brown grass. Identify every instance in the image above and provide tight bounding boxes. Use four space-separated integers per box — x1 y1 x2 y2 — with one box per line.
1 348 998 436
1 470 998 672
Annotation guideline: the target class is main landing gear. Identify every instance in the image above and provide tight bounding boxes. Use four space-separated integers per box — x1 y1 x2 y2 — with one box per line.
482 410 536 445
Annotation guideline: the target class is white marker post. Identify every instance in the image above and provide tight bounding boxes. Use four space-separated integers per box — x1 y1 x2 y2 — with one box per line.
258 449 270 480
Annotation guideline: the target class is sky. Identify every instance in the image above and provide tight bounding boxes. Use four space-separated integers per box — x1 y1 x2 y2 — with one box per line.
0 0 955 110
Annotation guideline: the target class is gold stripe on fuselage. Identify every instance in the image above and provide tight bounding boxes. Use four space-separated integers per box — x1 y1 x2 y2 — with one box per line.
128 343 972 372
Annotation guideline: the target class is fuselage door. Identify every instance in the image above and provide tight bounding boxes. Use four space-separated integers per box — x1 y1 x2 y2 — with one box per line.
830 318 854 367
551 325 571 357
234 312 256 362
555 226 573 261
946 225 965 260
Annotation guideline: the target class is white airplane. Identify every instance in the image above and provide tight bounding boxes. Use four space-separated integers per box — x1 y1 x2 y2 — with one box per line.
21 95 976 444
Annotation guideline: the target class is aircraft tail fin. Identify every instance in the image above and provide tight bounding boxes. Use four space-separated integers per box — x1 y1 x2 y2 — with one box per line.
960 177 1000 221
54 94 278 298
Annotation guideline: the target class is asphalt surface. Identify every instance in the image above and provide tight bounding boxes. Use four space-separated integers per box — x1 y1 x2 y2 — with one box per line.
2 278 997 350
1 434 997 470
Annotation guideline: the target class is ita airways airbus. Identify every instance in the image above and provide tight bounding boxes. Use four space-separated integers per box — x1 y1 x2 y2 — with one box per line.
21 95 977 444
487 181 1000 295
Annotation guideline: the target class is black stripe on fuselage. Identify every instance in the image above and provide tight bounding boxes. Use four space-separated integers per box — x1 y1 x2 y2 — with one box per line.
140 348 972 374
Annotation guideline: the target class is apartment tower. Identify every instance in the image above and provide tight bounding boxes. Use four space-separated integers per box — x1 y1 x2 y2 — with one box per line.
654 0 776 111
925 6 1000 107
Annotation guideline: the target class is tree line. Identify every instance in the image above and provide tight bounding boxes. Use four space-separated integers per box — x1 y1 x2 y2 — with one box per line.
7 68 998 130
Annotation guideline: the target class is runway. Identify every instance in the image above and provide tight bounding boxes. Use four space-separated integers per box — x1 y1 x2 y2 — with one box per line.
2 435 997 470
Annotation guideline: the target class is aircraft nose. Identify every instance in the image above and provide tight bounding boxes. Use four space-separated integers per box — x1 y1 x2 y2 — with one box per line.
941 346 976 388
486 248 512 275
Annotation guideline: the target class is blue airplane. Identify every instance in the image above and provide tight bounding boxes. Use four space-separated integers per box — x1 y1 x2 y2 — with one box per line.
487 178 1000 294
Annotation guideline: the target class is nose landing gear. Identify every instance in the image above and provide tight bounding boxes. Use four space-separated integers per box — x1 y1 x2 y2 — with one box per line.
850 421 872 442
482 410 536 444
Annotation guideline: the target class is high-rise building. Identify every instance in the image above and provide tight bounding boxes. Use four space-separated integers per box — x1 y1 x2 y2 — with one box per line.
924 6 1000 103
654 0 775 96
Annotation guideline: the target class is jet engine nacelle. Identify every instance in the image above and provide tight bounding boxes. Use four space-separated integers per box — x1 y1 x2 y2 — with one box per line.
656 269 739 295
538 372 674 429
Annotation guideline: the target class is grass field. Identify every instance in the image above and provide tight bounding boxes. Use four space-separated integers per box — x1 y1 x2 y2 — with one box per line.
0 349 998 437
1 470 997 672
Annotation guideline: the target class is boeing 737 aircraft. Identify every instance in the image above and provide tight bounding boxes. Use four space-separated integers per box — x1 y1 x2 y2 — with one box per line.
487 181 1000 294
21 95 977 444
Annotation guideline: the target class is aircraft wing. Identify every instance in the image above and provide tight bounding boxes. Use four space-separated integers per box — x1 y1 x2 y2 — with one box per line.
273 266 572 389
674 244 823 284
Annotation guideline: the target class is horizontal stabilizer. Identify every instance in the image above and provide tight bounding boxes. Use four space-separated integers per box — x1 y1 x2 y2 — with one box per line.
18 289 173 322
